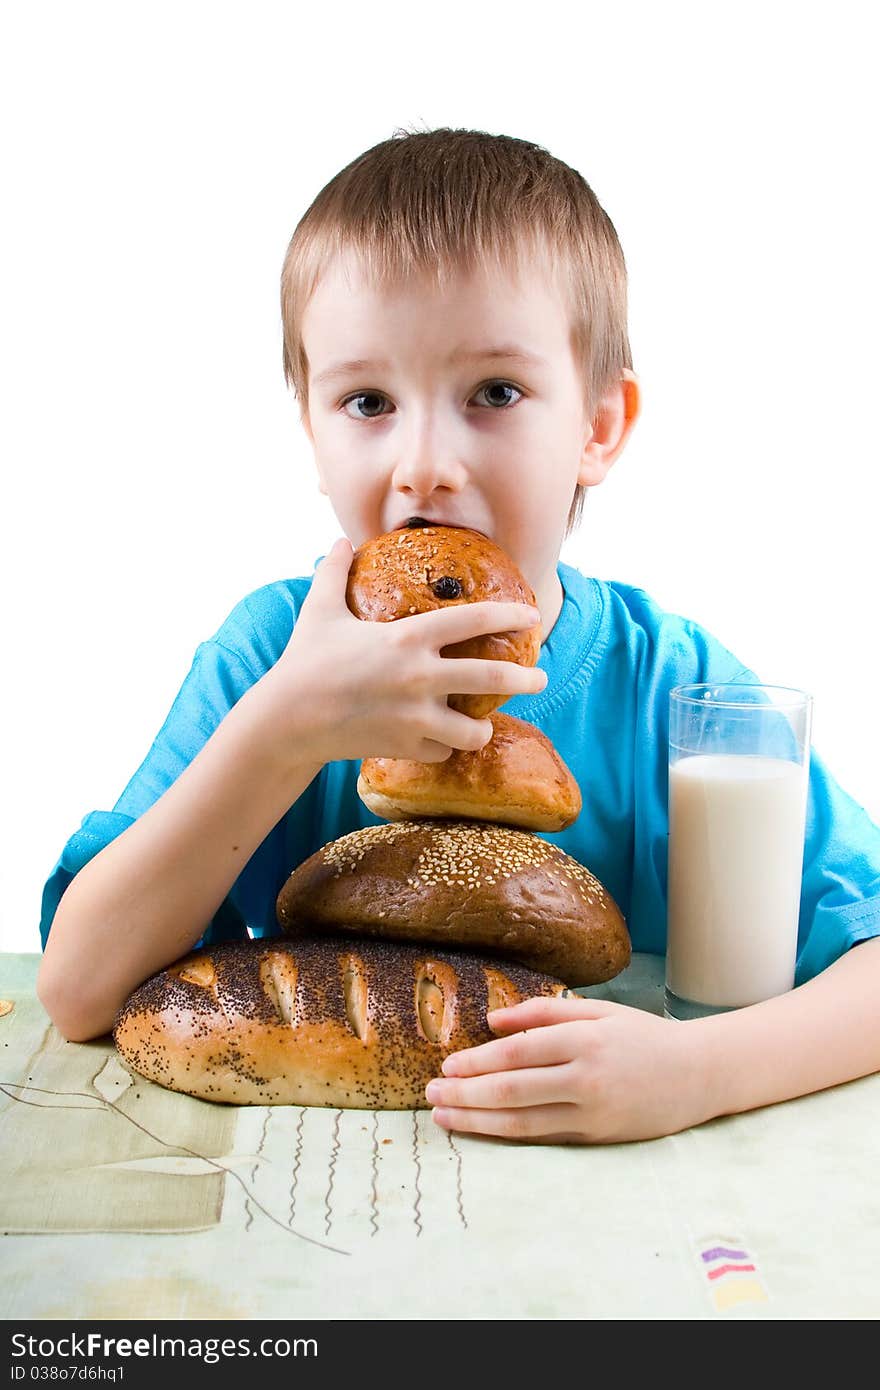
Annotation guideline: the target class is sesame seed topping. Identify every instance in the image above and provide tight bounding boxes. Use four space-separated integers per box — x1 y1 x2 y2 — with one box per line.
321 821 424 876
291 819 607 906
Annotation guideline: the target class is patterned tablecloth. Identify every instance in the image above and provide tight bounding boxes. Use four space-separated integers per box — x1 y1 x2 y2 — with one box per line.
1 952 878 1320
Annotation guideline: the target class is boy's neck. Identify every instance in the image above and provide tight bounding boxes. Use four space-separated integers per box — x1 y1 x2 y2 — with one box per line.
535 569 565 645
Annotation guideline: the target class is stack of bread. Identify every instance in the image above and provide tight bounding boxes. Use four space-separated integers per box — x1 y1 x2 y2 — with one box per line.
114 526 630 1109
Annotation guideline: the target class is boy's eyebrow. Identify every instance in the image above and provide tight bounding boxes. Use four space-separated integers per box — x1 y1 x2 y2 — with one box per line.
312 346 548 388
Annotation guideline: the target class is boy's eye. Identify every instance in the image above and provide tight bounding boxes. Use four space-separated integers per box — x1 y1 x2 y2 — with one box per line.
341 391 388 420
474 381 522 409
340 380 523 420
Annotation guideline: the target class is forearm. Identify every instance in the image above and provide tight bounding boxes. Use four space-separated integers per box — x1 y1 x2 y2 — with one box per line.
37 666 324 1042
692 935 880 1119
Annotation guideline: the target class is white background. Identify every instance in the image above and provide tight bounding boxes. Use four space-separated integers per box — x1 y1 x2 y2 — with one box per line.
2 0 878 953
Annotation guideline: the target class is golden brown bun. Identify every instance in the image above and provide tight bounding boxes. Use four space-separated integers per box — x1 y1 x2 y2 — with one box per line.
277 822 631 988
113 935 565 1108
345 525 541 718
357 712 582 832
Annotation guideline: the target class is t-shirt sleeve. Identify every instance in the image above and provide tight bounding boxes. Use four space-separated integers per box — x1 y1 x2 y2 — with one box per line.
39 637 260 950
796 747 880 979
39 580 312 951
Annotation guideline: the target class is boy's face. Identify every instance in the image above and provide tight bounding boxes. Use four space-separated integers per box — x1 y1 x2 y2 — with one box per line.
300 249 625 610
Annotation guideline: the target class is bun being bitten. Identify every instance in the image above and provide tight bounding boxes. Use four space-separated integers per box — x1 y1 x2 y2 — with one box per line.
113 935 566 1108
345 524 541 719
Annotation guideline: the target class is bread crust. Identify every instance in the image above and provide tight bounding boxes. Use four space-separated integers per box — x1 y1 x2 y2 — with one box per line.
345 526 540 718
276 822 631 987
357 712 582 831
113 935 565 1108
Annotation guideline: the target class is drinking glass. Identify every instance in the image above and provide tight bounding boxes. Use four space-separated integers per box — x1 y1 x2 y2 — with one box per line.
665 684 812 1021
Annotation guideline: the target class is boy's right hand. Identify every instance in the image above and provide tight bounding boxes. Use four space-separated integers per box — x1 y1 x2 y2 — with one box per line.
263 538 547 765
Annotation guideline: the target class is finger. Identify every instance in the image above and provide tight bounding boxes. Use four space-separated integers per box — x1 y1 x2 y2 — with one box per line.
440 1022 586 1077
430 658 547 699
425 709 494 752
306 538 355 606
486 995 616 1033
414 601 541 646
430 1103 581 1142
410 739 455 764
426 1063 576 1110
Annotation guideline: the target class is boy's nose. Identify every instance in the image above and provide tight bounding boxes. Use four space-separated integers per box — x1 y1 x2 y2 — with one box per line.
391 425 468 499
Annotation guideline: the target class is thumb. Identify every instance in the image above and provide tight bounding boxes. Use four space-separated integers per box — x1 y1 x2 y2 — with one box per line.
307 537 354 607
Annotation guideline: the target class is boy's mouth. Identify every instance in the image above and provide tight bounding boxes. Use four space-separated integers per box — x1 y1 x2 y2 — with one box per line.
398 515 483 534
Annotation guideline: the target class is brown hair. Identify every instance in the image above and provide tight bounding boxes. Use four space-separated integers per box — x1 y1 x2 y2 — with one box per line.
280 126 632 533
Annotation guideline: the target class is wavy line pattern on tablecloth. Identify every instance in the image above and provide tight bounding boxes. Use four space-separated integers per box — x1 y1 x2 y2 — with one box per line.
412 1111 423 1237
369 1111 379 1238
446 1128 467 1230
288 1107 305 1229
324 1110 341 1235
245 1109 272 1234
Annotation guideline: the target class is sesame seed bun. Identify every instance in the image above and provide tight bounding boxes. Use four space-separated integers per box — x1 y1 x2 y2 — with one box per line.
276 821 631 988
357 712 582 832
345 525 541 718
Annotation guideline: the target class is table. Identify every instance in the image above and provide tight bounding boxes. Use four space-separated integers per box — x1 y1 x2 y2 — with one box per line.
1 952 878 1320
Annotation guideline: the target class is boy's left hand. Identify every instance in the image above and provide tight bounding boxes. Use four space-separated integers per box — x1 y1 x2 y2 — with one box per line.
426 996 714 1144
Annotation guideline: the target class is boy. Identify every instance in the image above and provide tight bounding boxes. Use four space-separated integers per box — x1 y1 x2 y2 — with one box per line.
38 127 880 1144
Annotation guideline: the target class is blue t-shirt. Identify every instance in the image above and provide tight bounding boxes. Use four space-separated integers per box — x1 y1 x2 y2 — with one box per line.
40 562 880 983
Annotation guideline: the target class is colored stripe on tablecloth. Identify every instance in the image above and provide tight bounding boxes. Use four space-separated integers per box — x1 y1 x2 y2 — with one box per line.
707 1262 757 1280
697 1235 769 1312
713 1279 768 1312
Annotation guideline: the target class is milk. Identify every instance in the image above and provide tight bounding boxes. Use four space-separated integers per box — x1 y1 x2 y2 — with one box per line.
667 754 808 1008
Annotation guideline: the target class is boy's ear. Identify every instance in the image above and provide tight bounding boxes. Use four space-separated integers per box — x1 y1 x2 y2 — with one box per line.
577 370 641 487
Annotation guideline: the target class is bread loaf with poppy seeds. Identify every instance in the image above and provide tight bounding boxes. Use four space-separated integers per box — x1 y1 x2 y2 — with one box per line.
113 934 566 1108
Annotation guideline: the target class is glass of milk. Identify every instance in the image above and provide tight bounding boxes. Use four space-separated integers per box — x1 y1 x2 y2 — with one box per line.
665 684 812 1021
